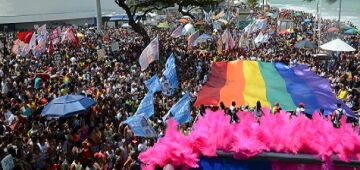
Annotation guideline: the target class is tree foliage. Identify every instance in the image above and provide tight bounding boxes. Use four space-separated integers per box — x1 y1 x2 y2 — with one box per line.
247 0 259 9
115 0 223 45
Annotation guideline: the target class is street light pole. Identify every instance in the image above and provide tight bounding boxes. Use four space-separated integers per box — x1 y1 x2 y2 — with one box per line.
95 0 102 31
318 0 322 47
337 0 342 29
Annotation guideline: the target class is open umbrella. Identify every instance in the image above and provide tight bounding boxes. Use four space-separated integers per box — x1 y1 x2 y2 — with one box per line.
42 94 96 118
195 20 205 26
304 19 311 23
157 22 169 29
279 29 294 35
327 27 339 33
294 12 302 17
295 40 317 49
344 28 358 35
179 18 189 24
193 33 212 46
320 39 356 52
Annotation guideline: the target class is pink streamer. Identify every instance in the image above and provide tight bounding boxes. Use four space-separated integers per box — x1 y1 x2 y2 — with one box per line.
139 109 360 170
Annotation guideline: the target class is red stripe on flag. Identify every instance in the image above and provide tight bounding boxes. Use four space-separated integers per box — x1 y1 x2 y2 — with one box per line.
194 62 228 107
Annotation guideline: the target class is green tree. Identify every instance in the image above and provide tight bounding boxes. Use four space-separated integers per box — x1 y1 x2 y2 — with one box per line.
115 0 223 45
177 0 222 19
247 0 259 9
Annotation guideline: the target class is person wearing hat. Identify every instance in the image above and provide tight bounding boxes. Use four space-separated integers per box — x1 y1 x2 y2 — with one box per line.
295 102 305 116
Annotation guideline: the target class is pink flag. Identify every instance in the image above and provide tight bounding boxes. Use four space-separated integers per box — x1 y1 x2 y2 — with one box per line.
221 29 235 51
187 31 199 49
11 39 21 55
61 27 77 45
171 25 185 38
139 36 159 71
49 26 61 44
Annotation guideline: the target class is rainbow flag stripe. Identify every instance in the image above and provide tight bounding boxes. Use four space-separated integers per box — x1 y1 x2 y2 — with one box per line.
194 60 352 116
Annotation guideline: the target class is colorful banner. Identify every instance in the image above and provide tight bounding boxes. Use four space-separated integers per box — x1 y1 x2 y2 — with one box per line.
194 61 352 116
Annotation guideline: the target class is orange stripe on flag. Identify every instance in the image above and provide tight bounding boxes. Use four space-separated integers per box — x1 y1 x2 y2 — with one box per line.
219 60 245 107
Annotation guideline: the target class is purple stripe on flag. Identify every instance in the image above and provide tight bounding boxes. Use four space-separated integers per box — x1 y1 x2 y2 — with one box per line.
292 65 353 116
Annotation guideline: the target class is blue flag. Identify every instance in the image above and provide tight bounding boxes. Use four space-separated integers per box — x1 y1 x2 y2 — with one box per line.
123 114 157 138
162 53 178 96
168 92 191 125
163 53 178 88
135 91 154 118
145 75 161 93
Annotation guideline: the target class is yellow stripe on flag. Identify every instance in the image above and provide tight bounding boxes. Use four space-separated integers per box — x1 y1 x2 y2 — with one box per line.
242 61 271 108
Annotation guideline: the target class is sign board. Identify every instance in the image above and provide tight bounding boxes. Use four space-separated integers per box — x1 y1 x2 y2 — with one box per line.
1 154 14 170
111 42 119 52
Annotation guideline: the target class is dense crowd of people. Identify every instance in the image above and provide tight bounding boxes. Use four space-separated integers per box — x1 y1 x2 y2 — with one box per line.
0 5 359 170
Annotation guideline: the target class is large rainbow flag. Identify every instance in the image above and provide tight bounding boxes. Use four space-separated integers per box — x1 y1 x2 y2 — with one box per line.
194 60 352 116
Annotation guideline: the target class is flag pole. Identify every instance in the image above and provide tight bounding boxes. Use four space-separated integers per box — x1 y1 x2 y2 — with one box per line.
317 0 322 47
337 0 342 29
95 0 102 31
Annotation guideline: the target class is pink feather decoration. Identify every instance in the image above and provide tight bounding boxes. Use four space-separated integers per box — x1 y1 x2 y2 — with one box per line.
139 109 360 170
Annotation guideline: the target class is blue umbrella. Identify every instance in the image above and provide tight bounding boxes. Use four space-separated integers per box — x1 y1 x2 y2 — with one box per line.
42 94 96 117
344 28 358 35
304 19 311 23
193 34 212 46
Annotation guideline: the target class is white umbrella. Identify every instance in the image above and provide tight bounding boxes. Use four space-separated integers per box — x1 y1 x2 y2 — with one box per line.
184 23 195 35
320 39 355 52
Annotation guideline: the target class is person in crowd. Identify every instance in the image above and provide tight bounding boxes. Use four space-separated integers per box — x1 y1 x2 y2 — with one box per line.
295 102 306 116
332 103 346 128
272 102 282 114
255 101 264 119
0 4 358 169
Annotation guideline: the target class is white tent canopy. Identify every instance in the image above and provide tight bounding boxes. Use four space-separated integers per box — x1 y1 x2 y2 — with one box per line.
320 39 356 52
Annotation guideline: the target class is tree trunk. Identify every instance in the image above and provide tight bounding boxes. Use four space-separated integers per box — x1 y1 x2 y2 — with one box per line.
178 5 195 20
128 18 151 45
116 1 151 45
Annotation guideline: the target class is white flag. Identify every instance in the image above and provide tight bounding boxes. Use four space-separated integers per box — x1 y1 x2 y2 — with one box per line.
139 36 159 71
28 33 37 50
171 25 185 38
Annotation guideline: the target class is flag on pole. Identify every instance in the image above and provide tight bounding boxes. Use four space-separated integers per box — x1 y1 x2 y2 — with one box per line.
28 33 37 50
11 40 21 55
48 41 54 56
123 114 157 138
135 91 154 118
221 29 235 50
145 75 162 93
139 36 159 71
171 25 185 38
61 27 77 45
187 31 199 48
49 26 61 44
167 92 191 125
36 24 48 44
17 31 34 43
163 54 178 88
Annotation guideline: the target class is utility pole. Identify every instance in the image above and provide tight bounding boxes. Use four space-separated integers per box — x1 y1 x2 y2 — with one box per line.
318 0 322 47
96 0 102 31
337 0 342 29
